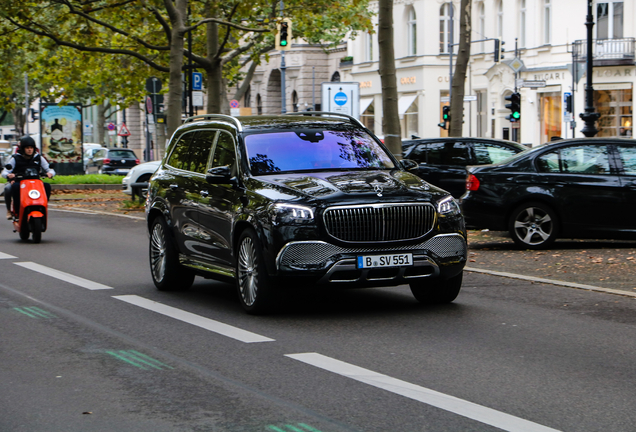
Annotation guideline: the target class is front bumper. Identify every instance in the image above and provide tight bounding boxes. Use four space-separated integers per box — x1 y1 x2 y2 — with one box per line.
275 233 466 286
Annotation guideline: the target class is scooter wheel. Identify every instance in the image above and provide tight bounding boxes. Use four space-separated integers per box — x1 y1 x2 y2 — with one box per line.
19 223 30 241
31 218 42 243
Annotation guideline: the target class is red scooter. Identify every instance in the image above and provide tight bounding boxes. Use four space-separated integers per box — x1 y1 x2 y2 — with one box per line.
7 166 48 243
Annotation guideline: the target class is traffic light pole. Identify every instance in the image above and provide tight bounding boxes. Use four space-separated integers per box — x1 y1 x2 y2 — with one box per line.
580 1 599 137
279 0 287 114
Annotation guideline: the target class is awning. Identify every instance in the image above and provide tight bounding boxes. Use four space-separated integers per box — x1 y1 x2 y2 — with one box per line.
359 97 374 114
398 94 418 115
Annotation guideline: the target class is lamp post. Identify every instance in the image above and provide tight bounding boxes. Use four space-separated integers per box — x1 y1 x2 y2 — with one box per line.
580 1 599 137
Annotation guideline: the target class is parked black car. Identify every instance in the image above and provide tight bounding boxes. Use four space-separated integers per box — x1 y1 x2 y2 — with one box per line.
145 113 468 313
85 148 139 175
460 138 636 249
402 137 527 197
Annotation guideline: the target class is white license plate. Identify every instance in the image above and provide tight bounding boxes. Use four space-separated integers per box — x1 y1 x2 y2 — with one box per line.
357 253 413 269
116 168 130 173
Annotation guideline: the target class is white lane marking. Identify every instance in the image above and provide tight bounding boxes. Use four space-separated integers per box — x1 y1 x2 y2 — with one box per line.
0 252 17 259
49 207 145 220
286 353 561 432
14 262 113 290
113 295 274 343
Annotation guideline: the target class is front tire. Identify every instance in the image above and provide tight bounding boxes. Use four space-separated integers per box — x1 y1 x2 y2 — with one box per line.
31 218 42 243
236 228 275 314
149 217 195 291
19 221 30 241
410 272 463 304
508 202 558 250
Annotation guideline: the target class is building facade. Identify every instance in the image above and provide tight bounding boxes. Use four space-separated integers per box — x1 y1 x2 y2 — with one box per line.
253 0 634 147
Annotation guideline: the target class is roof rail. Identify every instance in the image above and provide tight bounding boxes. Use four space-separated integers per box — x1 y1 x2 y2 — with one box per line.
282 111 365 129
183 114 242 132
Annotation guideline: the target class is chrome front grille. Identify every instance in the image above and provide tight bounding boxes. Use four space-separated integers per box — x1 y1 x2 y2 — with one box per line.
323 203 435 242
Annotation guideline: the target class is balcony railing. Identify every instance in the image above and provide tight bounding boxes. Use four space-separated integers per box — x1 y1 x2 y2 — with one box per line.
573 38 635 65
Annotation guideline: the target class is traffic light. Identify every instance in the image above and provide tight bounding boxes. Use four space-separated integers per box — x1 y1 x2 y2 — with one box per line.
276 18 292 51
438 105 451 130
565 93 573 113
494 39 505 62
505 92 521 122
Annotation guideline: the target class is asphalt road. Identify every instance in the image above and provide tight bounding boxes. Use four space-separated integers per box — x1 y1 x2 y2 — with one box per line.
1 209 636 432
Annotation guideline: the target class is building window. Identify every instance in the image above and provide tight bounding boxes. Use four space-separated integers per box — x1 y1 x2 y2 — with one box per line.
365 31 373 61
407 8 417 56
595 87 632 137
402 98 419 139
520 0 526 48
478 2 486 52
540 91 562 143
544 0 551 44
439 3 454 54
597 1 623 39
477 91 487 137
497 0 503 39
292 90 298 112
256 94 262 115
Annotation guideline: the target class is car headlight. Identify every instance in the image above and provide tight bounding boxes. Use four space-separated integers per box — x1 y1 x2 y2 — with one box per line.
436 196 461 216
269 203 315 225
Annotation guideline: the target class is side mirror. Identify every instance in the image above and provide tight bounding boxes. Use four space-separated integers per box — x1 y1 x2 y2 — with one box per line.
206 165 238 186
400 159 418 171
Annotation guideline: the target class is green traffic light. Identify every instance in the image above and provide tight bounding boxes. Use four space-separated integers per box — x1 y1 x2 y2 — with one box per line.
280 40 287 46
512 112 520 119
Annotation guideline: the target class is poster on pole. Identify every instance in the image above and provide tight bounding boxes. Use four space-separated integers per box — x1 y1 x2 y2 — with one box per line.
39 103 83 174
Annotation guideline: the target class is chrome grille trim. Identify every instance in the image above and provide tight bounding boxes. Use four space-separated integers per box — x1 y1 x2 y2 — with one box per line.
277 233 466 270
323 203 435 242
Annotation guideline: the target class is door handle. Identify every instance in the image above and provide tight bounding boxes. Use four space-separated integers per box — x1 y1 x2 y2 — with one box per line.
200 190 209 197
169 184 179 190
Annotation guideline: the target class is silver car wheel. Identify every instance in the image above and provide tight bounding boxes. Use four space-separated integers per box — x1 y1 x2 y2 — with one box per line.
513 206 553 246
238 236 258 307
150 223 167 282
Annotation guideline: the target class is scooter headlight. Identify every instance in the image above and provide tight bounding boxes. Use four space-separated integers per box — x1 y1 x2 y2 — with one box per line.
28 190 41 199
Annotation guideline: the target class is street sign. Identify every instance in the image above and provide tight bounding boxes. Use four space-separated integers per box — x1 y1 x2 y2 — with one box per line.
117 123 131 137
107 122 116 131
230 99 240 109
508 57 524 73
145 77 162 94
146 96 153 114
519 80 547 88
192 72 203 91
463 95 477 102
193 91 203 107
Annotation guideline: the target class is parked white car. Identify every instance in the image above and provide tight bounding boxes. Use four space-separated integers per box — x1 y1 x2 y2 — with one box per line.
121 160 161 195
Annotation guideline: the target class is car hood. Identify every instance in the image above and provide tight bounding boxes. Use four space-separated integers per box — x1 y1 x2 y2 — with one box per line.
251 170 447 203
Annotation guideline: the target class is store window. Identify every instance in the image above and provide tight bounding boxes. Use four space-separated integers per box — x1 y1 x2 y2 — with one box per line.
256 94 262 115
540 91 562 143
594 86 633 137
399 95 418 139
361 100 375 134
597 1 623 39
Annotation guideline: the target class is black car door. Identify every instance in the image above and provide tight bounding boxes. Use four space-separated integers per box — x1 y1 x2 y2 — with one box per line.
197 130 241 269
614 143 636 234
534 143 623 235
159 131 200 254
410 141 470 198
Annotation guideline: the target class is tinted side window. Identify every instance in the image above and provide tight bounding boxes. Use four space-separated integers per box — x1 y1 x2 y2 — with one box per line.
537 145 611 174
211 131 237 174
188 130 216 174
167 132 194 170
473 142 520 164
427 142 469 166
616 144 636 175
408 144 428 163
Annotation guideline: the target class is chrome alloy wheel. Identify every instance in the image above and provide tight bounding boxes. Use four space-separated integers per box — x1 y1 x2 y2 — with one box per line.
237 236 258 307
513 206 553 246
150 223 167 282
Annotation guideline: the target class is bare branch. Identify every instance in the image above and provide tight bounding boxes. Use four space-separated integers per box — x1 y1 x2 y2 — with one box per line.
185 17 269 33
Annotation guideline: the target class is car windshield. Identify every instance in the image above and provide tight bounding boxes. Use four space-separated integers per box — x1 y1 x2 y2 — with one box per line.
109 150 136 158
244 128 395 174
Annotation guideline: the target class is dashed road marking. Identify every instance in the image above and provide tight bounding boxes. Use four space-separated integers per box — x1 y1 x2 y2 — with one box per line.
113 295 275 343
0 252 17 259
14 262 112 290
286 352 561 432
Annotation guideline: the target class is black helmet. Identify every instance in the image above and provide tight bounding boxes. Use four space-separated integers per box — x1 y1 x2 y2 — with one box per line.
19 136 36 151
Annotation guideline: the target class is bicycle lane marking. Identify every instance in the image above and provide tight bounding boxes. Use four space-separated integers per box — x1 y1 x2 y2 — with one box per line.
113 295 275 343
286 353 562 432
14 262 113 290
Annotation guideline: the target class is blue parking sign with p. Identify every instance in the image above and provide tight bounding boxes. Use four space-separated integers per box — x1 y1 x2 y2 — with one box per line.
192 72 203 91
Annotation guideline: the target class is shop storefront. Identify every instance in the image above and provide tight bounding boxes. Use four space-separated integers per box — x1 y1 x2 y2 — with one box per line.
594 83 633 137
539 87 562 143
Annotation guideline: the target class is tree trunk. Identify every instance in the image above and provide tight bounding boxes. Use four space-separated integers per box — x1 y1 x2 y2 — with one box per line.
165 0 188 139
377 0 401 159
449 0 472 137
12 107 24 137
96 103 106 145
205 1 223 114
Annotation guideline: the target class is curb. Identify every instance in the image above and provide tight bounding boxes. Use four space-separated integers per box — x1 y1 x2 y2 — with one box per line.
50 184 122 191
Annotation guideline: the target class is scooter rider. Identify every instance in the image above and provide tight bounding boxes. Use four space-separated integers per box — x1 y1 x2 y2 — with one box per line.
2 136 55 219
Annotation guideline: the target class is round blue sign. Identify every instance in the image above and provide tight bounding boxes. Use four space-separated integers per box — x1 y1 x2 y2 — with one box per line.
334 92 348 106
